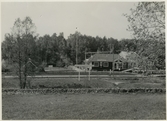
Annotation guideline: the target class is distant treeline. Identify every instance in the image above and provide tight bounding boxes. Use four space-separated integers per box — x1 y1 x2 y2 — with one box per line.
2 31 165 69
2 17 165 71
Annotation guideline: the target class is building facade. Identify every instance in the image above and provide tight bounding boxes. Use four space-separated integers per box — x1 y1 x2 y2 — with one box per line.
87 51 139 71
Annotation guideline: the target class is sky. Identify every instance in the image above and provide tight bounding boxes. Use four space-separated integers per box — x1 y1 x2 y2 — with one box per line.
1 2 138 41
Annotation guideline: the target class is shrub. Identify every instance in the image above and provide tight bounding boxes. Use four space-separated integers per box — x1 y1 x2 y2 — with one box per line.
2 60 13 72
36 62 46 72
36 66 45 72
2 88 166 95
56 60 65 67
161 82 166 87
33 83 91 89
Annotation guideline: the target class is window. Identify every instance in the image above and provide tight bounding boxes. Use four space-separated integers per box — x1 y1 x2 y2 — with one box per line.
103 62 109 67
94 62 99 67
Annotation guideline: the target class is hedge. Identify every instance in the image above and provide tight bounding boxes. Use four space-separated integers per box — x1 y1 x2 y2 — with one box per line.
2 88 166 95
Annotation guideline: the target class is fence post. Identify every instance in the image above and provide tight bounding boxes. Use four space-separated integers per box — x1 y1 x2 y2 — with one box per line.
78 70 80 81
88 68 90 81
109 69 111 76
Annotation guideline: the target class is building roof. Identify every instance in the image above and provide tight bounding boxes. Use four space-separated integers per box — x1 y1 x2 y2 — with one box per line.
88 53 127 63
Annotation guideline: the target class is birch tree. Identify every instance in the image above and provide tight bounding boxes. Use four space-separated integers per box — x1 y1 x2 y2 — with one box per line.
125 2 165 70
3 17 37 88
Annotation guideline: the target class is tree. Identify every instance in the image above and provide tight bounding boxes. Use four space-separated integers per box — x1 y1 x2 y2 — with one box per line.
118 39 137 52
3 17 37 89
106 37 120 53
125 2 165 70
41 34 53 64
2 34 16 63
125 2 165 41
67 31 82 64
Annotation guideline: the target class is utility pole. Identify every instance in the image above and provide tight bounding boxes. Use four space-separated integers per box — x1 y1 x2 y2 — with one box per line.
112 44 115 79
75 27 78 64
85 49 86 64
112 44 115 71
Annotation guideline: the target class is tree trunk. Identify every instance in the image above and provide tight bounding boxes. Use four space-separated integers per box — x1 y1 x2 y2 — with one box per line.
23 41 29 89
18 38 23 89
23 63 27 89
19 58 22 89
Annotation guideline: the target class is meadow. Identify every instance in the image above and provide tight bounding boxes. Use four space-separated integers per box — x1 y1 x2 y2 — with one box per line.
2 93 165 120
2 73 166 120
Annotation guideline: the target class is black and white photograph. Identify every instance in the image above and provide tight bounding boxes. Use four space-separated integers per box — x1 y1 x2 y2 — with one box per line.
1 1 166 120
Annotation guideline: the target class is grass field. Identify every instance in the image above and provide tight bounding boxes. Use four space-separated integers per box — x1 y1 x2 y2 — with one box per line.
2 74 166 119
2 70 137 76
2 76 165 89
2 93 165 120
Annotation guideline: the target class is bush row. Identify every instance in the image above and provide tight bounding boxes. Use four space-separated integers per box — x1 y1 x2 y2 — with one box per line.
34 83 91 89
2 88 166 95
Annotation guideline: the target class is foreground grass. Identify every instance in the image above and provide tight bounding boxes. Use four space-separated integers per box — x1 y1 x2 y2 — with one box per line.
2 93 165 120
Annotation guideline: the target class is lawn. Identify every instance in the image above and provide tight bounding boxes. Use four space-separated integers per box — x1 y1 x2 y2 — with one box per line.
2 76 165 89
2 93 166 120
